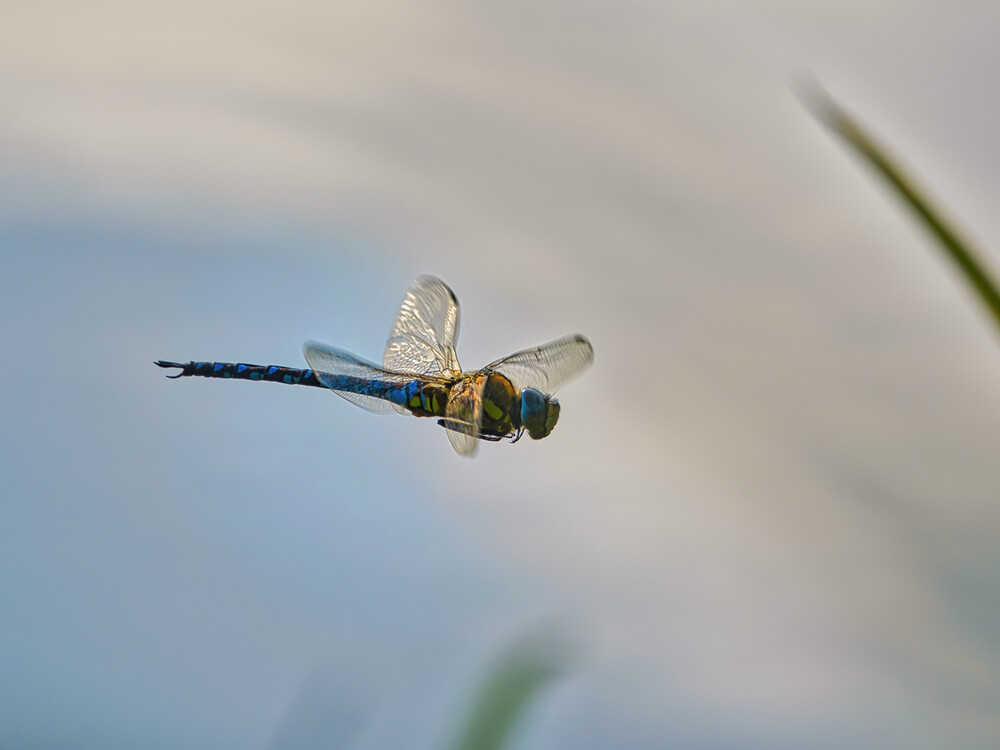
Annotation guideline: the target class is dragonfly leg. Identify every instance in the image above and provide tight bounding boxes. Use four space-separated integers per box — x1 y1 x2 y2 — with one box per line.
436 419 506 442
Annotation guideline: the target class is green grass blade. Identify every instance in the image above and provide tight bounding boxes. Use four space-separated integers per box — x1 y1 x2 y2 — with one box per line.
447 635 568 750
805 85 1000 336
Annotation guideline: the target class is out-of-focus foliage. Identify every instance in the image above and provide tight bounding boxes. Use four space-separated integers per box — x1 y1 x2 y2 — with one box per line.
447 634 568 750
808 85 1000 340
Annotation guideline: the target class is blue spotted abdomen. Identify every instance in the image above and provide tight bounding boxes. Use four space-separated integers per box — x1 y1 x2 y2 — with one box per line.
155 360 325 388
399 380 449 417
157 360 450 418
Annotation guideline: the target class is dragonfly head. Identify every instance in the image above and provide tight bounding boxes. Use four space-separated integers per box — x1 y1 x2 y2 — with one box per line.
519 387 560 440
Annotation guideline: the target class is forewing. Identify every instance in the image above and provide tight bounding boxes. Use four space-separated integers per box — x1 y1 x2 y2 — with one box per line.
487 334 594 394
303 340 413 415
443 377 483 457
382 275 462 376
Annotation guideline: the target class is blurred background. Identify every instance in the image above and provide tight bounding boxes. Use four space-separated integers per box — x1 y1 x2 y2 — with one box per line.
3 2 1000 748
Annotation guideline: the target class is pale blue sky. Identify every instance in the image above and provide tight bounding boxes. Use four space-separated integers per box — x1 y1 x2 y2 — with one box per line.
3 2 1000 748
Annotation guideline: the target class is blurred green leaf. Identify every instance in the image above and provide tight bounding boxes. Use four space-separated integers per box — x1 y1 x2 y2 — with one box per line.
806 84 1000 338
447 635 568 750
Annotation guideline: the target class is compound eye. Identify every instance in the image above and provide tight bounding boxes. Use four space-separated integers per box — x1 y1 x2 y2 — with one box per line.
544 398 560 435
521 388 558 440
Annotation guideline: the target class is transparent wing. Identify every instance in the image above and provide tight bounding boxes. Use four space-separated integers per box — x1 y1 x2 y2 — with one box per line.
442 377 484 457
486 334 594 394
382 275 462 376
303 340 417 415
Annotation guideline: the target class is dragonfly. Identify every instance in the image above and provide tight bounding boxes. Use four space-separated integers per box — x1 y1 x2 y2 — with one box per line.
156 276 593 456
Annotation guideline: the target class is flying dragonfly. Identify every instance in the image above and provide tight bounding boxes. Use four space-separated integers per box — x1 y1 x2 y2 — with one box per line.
156 276 593 456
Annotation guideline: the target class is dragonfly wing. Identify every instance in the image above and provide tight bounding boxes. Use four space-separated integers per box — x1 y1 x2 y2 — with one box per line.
443 377 483 457
382 276 462 376
487 334 594 394
303 340 413 415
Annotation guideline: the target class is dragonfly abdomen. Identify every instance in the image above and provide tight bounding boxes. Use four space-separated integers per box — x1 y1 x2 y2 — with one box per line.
155 360 325 388
389 380 448 417
314 374 448 418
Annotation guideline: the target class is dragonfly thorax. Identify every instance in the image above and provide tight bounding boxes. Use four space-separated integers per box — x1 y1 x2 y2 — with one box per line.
478 372 519 439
